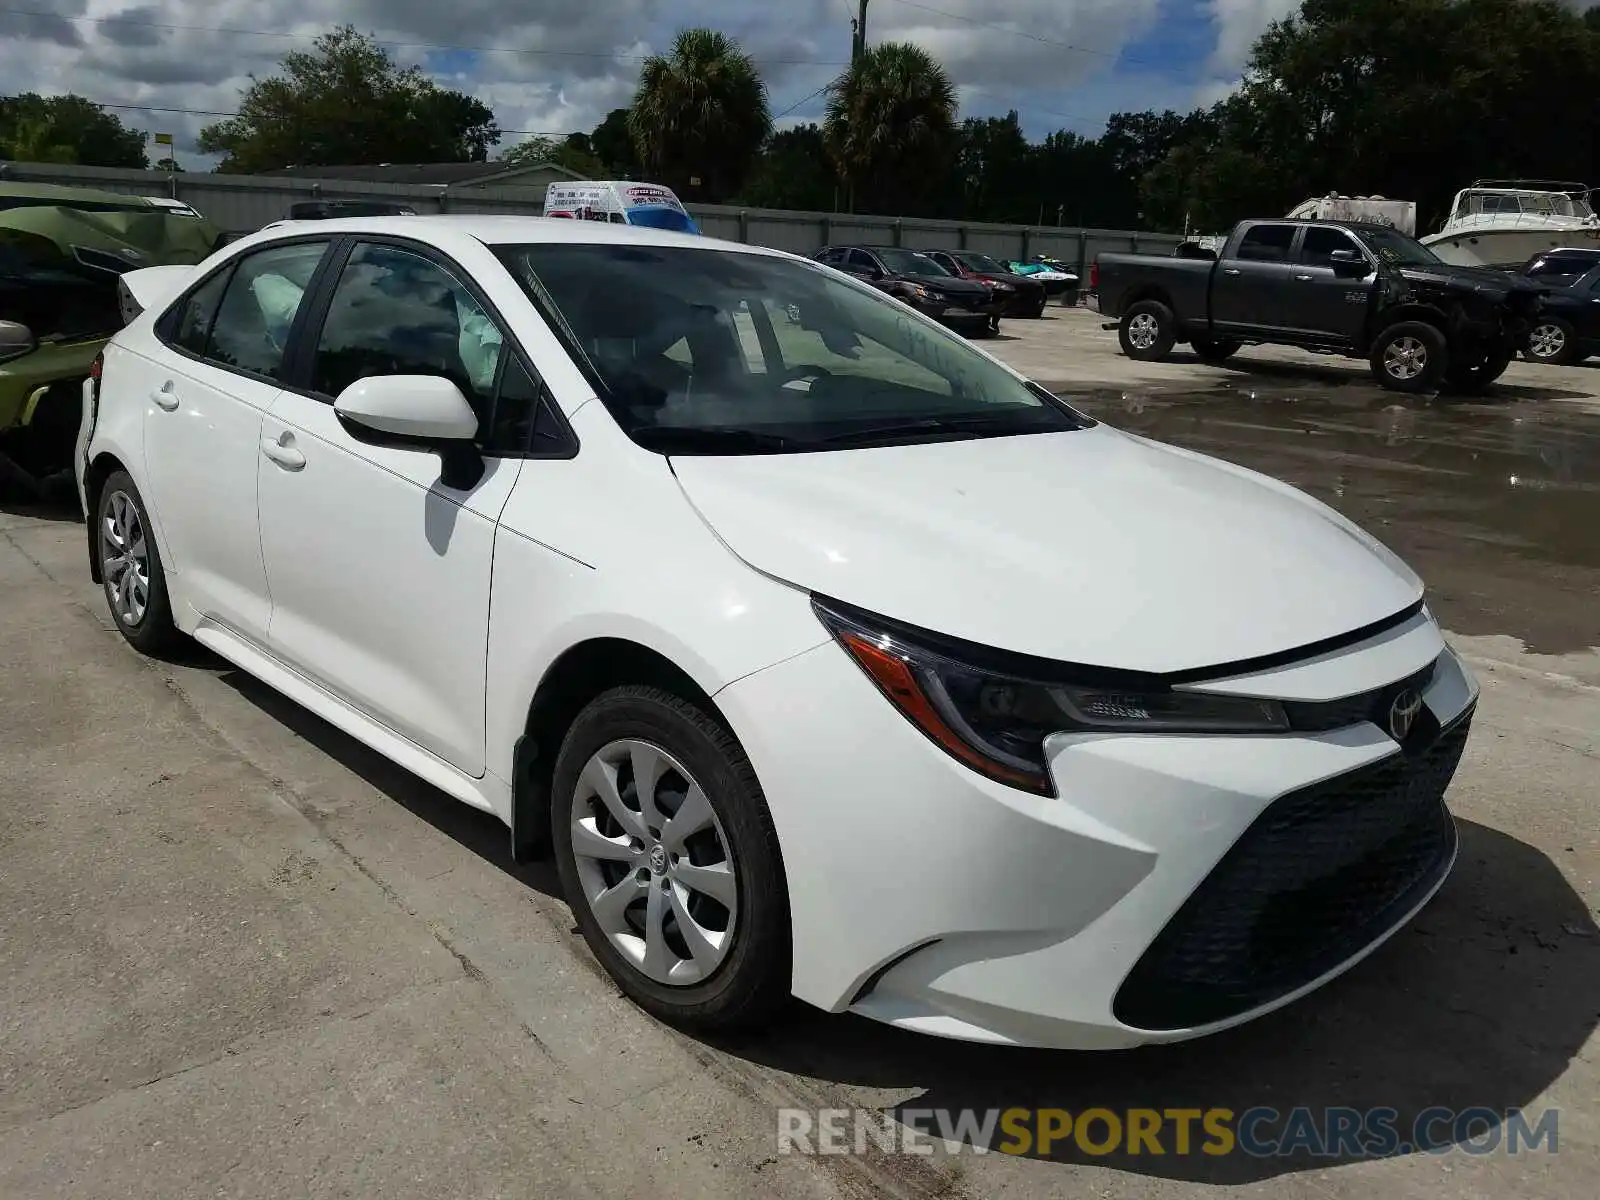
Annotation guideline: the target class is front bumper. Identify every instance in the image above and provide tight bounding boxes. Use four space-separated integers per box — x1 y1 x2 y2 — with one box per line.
717 609 1478 1049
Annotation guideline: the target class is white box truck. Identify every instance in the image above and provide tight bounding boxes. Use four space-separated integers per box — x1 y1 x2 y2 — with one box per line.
541 181 701 234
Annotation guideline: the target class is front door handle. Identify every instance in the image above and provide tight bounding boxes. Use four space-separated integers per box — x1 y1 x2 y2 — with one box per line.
152 382 179 411
1222 267 1241 276
1294 273 1314 281
261 435 306 471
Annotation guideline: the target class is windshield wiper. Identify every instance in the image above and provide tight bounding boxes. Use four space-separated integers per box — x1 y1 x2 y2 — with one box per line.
630 425 824 454
816 410 1073 447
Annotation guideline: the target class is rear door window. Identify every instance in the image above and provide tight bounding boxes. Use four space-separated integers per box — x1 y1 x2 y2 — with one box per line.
201 241 328 379
1234 224 1297 263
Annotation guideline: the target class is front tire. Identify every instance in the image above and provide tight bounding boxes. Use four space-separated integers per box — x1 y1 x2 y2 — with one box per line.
1370 321 1447 393
552 685 791 1033
1191 336 1242 365
96 470 180 654
1119 300 1177 361
1524 317 1579 366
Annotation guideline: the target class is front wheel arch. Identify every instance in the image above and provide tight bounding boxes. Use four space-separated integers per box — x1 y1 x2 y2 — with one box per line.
512 637 745 863
1363 304 1450 353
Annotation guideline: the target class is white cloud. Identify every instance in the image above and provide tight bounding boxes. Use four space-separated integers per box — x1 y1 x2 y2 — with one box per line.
1204 0 1300 75
0 0 1297 162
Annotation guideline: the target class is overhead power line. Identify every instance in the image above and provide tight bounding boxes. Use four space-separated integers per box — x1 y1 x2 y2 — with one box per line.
2 2 1174 73
6 5 1127 139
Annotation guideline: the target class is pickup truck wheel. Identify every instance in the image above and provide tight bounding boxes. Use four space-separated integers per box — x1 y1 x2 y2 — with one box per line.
1370 321 1447 393
1119 301 1177 361
1191 337 1242 365
1445 347 1514 394
1524 318 1579 365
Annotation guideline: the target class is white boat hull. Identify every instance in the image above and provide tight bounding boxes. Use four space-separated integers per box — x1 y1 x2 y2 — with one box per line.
1420 224 1600 269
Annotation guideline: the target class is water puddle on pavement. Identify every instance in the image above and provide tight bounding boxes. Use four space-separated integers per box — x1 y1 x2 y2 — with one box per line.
1043 376 1600 654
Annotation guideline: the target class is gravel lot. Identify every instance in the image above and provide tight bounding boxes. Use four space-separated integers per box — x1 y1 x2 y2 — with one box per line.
2 307 1595 1199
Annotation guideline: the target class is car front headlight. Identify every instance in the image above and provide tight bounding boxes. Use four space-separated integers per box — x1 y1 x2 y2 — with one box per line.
814 598 1289 796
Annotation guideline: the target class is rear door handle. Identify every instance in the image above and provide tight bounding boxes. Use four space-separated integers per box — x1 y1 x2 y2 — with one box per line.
1222 268 1241 276
1294 273 1314 281
152 382 179 411
261 435 306 471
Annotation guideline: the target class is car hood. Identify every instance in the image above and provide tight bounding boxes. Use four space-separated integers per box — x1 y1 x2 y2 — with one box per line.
903 272 990 296
973 271 1041 288
1397 262 1546 297
671 425 1424 674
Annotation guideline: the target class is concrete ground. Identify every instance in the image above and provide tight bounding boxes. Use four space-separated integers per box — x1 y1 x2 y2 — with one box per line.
1 309 1596 1199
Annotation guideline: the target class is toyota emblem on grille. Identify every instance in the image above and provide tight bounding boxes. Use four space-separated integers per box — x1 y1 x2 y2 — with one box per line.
1387 689 1424 741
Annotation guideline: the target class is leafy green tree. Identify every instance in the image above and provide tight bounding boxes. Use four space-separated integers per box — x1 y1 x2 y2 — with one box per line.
628 29 771 202
823 42 958 215
0 93 148 167
499 134 603 178
1145 0 1600 232
589 108 641 177
197 26 499 173
737 124 839 210
953 111 1035 223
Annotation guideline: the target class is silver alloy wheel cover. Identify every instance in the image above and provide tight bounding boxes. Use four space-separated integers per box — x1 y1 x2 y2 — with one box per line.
1529 322 1566 359
1126 312 1159 350
1383 335 1427 380
102 490 150 626
570 738 738 986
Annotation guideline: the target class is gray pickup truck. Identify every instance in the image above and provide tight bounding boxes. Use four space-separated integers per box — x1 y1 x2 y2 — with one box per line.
1092 218 1547 393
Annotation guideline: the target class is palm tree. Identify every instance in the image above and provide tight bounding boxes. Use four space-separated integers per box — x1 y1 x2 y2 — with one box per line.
628 29 772 202
823 42 958 215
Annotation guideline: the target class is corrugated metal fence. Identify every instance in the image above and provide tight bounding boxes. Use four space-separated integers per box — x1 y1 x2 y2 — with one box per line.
0 160 1186 278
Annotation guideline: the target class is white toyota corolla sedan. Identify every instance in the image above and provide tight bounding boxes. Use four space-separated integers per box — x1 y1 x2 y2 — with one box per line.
77 216 1478 1050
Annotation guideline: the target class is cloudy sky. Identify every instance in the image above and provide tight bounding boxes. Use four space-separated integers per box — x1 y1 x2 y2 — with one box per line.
0 0 1320 164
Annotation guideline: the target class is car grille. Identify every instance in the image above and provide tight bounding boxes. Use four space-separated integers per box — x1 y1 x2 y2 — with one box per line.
1112 708 1473 1031
1282 657 1437 732
938 292 991 313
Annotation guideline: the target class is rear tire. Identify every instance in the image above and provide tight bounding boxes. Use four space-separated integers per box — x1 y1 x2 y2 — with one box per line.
96 470 180 655
552 686 791 1034
1119 300 1177 361
1370 321 1447 393
1191 336 1242 365
1524 317 1579 366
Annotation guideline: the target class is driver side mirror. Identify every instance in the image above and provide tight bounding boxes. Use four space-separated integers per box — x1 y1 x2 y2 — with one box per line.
1329 249 1368 277
333 374 485 490
0 320 37 365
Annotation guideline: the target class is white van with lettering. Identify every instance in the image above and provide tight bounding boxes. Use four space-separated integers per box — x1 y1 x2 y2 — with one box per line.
542 181 701 235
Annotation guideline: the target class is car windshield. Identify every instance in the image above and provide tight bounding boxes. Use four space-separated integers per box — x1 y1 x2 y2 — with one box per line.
962 254 1007 273
876 248 948 276
1351 226 1441 267
493 242 1093 454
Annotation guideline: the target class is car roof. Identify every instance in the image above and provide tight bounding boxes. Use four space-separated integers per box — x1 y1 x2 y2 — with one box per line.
229 213 797 262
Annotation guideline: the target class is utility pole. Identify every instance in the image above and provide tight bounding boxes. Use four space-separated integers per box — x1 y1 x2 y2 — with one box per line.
852 0 869 63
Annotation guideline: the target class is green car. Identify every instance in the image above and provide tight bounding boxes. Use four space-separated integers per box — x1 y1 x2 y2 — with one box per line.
0 182 223 495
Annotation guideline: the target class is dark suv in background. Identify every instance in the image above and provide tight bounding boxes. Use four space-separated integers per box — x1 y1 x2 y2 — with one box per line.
1520 258 1600 365
812 245 1004 336
1518 247 1600 288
